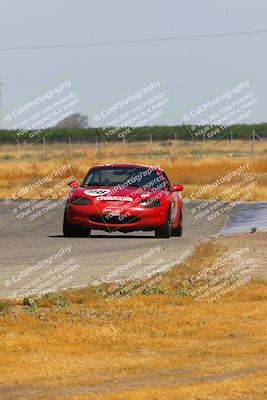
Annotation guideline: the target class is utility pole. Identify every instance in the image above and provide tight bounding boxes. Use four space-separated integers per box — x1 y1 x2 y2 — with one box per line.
0 80 5 130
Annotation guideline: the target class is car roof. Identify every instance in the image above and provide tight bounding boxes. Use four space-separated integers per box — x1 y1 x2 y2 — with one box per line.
91 163 162 171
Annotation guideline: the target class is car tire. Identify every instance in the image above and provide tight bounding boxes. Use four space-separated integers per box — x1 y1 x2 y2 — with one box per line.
63 210 91 237
155 211 171 238
171 210 183 237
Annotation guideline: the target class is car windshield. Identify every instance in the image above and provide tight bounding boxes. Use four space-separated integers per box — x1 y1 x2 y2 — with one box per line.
83 166 166 190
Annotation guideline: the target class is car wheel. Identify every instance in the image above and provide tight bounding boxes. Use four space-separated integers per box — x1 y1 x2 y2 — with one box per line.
171 210 183 237
63 210 91 237
155 211 171 238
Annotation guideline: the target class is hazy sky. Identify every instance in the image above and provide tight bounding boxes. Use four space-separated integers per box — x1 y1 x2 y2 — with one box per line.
0 0 267 128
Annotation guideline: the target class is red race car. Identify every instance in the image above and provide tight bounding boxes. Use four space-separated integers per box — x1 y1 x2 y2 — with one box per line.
63 163 184 238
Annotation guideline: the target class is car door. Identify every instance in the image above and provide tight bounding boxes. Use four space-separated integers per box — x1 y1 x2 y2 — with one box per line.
163 172 179 226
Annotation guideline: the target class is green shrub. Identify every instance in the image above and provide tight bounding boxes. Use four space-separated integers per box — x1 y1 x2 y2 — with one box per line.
0 300 11 315
1 154 15 160
23 296 37 313
141 285 166 295
37 293 70 308
174 287 192 297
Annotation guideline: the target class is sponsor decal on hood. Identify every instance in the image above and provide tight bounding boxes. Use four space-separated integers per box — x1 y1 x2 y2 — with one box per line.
96 196 133 202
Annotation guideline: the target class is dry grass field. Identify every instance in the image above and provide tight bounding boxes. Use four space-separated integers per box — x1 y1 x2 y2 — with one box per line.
0 139 267 200
0 234 266 399
1 139 266 398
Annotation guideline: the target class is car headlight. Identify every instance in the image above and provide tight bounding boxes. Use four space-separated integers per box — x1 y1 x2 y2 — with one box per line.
139 198 161 208
70 196 92 205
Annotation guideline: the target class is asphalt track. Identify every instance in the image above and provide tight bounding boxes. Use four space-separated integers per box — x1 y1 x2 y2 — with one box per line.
0 199 234 298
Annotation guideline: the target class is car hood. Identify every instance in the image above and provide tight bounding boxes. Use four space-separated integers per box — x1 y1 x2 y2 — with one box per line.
70 185 167 203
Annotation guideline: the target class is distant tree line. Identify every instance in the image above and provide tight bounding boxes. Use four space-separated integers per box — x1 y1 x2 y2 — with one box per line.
0 124 266 143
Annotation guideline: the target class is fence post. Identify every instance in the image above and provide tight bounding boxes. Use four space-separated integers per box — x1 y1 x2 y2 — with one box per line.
198 142 202 158
149 133 153 158
43 138 47 160
95 136 101 154
68 137 72 155
230 131 233 156
251 129 255 157
174 133 178 156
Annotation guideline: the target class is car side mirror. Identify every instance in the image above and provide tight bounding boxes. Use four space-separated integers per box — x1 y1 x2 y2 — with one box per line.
68 180 79 189
172 184 184 192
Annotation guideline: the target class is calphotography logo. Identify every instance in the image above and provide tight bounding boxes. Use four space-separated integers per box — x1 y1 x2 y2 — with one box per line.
4 162 79 230
182 80 258 143
5 80 81 143
0 2 267 398
94 80 169 141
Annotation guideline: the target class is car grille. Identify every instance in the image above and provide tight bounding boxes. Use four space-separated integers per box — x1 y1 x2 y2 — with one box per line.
89 215 140 224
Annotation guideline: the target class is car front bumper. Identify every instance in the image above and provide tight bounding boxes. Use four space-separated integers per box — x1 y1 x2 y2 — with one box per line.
66 202 168 231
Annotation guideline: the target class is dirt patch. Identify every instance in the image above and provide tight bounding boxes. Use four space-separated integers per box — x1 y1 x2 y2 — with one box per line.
218 231 267 279
1 363 266 399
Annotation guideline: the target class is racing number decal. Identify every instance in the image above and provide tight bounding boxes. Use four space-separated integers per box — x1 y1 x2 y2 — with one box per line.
84 189 111 196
